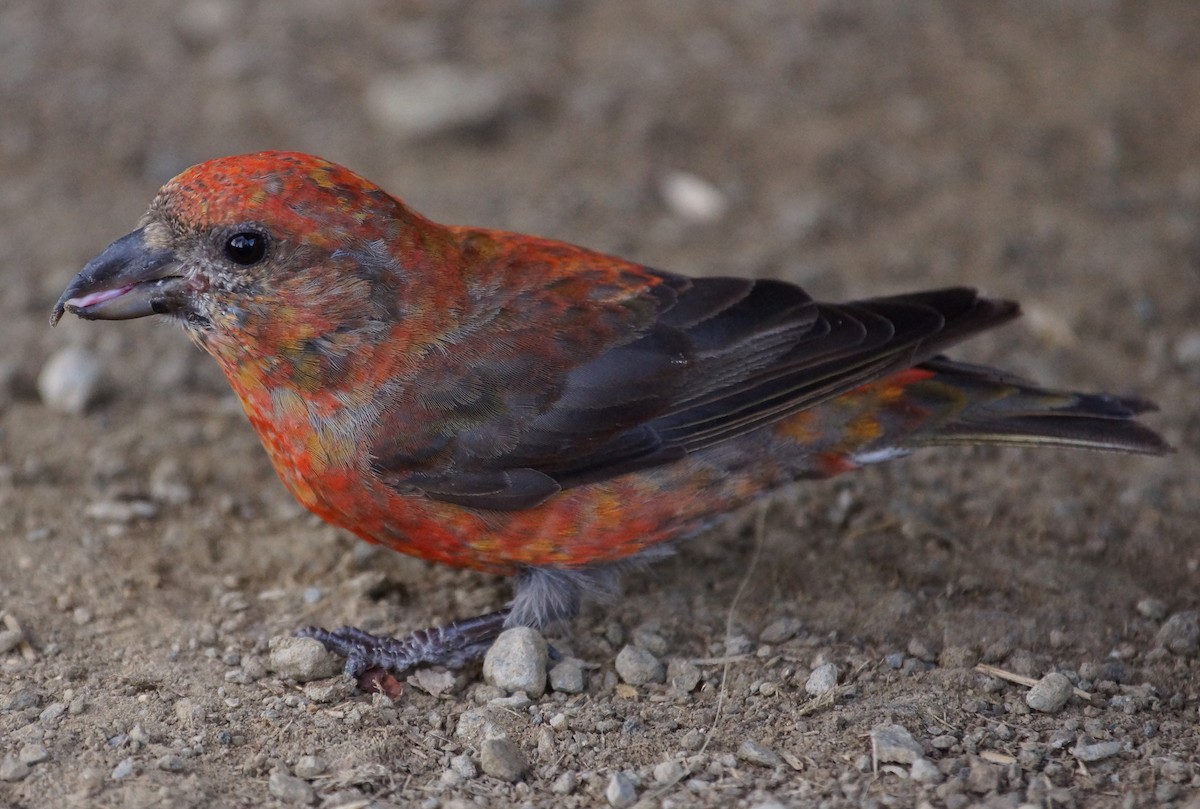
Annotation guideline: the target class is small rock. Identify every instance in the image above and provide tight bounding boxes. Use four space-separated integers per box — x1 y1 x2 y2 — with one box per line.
1025 672 1073 713
871 724 924 764
454 709 504 744
939 645 979 669
549 659 584 694
1157 611 1200 656
157 755 185 772
0 629 23 654
1173 330 1200 365
268 770 315 804
483 627 548 697
737 740 782 767
449 753 476 780
805 662 839 696
1072 740 1124 762
930 734 958 751
653 759 685 784
724 634 754 655
660 171 728 223
18 744 48 765
39 702 66 723
551 770 578 794
293 755 326 779
364 65 511 138
605 771 637 808
680 729 706 750
0 756 29 781
480 737 526 782
84 498 159 523
303 678 356 704
1136 597 1167 621
759 617 802 644
615 645 665 685
267 637 340 682
38 346 103 414
966 757 1001 793
489 691 532 710
632 626 669 656
911 757 942 784
111 758 136 780
667 659 702 693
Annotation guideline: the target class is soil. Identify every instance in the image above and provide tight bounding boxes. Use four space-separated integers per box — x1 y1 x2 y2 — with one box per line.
2 2 1198 807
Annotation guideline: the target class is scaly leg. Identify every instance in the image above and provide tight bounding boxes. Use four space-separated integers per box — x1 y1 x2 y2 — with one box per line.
299 608 511 678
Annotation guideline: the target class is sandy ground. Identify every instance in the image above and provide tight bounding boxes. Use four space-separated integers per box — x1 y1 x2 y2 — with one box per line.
2 2 1198 807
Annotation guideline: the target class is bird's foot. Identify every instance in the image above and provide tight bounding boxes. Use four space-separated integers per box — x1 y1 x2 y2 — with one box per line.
299 608 511 681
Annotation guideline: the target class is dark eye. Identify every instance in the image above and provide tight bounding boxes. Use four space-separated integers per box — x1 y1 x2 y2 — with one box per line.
224 231 267 265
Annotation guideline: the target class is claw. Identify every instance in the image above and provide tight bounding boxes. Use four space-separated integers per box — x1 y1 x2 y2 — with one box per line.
298 608 512 680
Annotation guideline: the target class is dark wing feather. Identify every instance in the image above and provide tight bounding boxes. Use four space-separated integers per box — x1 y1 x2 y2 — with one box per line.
375 270 1018 509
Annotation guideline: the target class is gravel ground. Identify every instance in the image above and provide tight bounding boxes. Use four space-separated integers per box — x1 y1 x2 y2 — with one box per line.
2 2 1198 807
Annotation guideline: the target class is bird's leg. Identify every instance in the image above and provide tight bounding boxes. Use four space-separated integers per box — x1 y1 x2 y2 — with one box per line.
299 608 511 678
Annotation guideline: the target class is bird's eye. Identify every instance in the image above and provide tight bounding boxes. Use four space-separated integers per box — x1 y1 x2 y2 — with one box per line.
224 231 267 265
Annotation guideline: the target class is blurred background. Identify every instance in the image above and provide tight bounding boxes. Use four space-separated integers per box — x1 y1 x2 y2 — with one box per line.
1 2 1198 805
5 1 1198 399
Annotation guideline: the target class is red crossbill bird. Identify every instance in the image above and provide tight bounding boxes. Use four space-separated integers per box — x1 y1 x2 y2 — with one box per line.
53 152 1169 678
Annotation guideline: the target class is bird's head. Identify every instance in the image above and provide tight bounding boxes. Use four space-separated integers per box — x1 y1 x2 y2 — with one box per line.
52 152 445 356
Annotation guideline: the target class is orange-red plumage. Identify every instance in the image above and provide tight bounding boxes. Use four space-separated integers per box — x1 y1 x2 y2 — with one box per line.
53 152 1169 675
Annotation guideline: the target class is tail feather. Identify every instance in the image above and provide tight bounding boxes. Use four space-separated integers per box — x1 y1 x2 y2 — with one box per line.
904 358 1172 456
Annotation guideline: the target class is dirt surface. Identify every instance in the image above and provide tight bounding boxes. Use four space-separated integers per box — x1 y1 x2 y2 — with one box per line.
2 2 1198 807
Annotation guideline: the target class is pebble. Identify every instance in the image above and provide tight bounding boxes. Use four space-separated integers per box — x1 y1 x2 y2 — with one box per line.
1072 740 1124 762
268 770 316 804
605 771 638 808
0 756 29 781
667 659 702 693
660 171 728 223
303 679 355 704
680 729 706 750
38 346 103 414
267 636 340 682
449 753 476 780
1137 597 1168 620
480 737 526 782
724 634 754 655
930 734 958 751
18 744 47 765
489 691 532 710
1173 330 1200 365
84 498 159 523
805 662 839 696
111 758 136 780
364 65 511 138
483 627 548 697
871 724 924 764
40 702 67 723
966 757 1001 793
1025 672 1073 713
654 759 685 784
911 757 942 784
0 629 23 654
939 645 980 669
551 770 578 794
758 616 802 644
293 755 326 779
157 755 185 772
615 645 665 685
1157 611 1200 656
549 659 585 694
737 740 782 767
454 709 504 745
